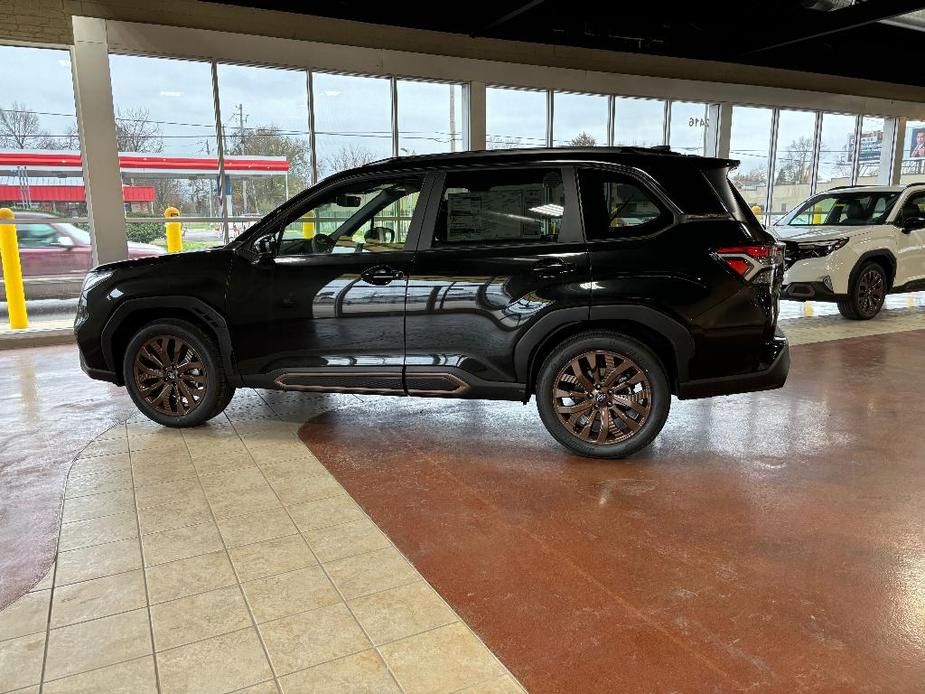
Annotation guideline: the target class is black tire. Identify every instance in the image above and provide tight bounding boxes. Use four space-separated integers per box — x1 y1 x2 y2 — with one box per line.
837 261 887 320
123 319 234 427
536 331 670 459
212 381 237 415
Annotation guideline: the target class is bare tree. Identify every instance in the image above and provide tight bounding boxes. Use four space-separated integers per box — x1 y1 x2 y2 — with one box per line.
115 107 164 153
775 136 813 185
0 102 45 148
319 143 377 178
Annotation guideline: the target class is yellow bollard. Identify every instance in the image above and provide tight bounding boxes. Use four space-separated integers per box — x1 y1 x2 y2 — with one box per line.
164 207 182 253
803 301 814 318
750 204 762 219
0 208 29 329
302 210 315 239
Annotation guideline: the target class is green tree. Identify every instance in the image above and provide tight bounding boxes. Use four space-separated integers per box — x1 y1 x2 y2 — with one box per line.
225 121 311 214
569 131 597 147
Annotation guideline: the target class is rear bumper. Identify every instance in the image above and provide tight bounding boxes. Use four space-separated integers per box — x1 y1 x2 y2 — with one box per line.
677 333 789 400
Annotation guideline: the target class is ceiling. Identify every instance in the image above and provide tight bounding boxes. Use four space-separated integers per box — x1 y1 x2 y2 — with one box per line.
207 0 925 87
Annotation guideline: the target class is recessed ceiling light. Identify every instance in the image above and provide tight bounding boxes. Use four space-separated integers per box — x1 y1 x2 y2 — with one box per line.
529 203 564 217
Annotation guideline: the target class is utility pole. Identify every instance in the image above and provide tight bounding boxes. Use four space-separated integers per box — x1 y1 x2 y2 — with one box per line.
236 103 247 214
449 85 456 153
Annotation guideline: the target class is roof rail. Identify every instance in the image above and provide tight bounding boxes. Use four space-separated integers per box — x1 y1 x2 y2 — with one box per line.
368 144 682 166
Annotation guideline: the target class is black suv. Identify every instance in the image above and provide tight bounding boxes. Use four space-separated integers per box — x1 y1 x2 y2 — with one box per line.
76 147 789 458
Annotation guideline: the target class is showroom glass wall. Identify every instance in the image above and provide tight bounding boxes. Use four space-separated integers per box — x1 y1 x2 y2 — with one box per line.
729 106 899 224
102 49 910 244
0 44 91 327
485 88 711 154
106 53 467 248
2 36 918 275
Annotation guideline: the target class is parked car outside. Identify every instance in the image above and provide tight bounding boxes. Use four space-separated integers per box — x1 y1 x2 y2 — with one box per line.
772 184 925 319
75 147 789 459
0 212 164 300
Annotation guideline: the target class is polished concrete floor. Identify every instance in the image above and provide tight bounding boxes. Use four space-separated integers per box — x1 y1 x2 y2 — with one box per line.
302 330 925 691
1 306 924 692
0 345 133 608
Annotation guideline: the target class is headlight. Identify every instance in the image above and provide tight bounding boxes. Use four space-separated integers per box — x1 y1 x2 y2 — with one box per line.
795 238 848 259
80 269 113 293
74 270 113 331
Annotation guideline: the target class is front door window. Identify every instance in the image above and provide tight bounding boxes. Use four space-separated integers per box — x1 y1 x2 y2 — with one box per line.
278 177 423 256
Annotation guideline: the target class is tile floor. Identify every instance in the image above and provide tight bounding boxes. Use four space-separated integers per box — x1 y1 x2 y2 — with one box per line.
0 394 522 694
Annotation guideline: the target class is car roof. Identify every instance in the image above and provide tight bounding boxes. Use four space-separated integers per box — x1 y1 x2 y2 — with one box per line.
6 211 58 219
330 146 737 180
816 184 917 194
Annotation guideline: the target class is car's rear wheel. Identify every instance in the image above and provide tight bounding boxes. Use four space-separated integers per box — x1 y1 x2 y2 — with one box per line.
837 261 886 320
536 331 670 459
123 319 234 427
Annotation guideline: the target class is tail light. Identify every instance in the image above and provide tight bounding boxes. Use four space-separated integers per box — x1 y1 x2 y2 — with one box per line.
714 244 784 284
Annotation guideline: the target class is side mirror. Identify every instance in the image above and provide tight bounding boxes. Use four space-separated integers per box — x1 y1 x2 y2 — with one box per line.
901 216 925 233
336 194 362 208
252 234 276 264
50 236 75 249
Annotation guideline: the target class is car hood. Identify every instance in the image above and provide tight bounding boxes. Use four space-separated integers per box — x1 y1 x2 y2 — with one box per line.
770 224 881 243
97 246 228 272
127 242 166 255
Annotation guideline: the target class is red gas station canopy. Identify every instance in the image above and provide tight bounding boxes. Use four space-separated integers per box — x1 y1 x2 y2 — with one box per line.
0 151 290 174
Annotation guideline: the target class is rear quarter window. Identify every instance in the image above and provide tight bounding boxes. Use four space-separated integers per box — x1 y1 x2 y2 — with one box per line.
578 169 671 240
701 166 767 237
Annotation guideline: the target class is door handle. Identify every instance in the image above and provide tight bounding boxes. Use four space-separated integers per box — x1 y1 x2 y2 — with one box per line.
361 265 405 286
531 259 575 279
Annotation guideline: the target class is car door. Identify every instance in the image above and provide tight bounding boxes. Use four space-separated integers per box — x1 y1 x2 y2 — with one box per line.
226 172 431 393
12 223 65 277
52 223 94 275
404 165 591 396
893 190 925 286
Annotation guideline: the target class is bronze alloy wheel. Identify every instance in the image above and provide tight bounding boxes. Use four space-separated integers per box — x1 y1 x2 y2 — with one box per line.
132 335 209 417
552 349 652 445
857 267 885 316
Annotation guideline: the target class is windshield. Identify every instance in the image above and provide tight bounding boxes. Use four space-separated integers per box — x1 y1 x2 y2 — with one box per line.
56 223 92 245
777 192 899 234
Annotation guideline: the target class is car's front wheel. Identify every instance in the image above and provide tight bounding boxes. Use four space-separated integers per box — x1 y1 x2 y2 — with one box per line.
536 331 670 459
837 261 887 320
123 319 234 427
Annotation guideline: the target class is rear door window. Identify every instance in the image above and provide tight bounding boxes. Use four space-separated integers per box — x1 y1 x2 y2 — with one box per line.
579 169 670 240
430 168 568 246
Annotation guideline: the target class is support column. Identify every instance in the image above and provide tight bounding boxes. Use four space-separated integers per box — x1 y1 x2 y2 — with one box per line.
71 17 127 265
713 103 732 159
882 117 906 185
849 114 862 186
465 81 486 151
